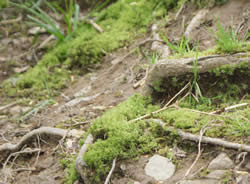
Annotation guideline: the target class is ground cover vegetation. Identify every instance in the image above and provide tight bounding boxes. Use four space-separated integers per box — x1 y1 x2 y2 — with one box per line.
2 0 180 98
0 0 249 183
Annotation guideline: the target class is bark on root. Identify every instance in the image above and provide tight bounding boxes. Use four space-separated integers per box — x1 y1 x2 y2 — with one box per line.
184 9 209 40
0 127 67 154
152 119 250 152
143 53 250 95
75 134 94 183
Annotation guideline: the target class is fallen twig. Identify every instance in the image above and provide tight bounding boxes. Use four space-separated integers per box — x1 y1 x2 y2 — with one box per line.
129 82 190 123
38 35 56 49
184 122 211 178
104 157 117 184
150 119 250 152
210 103 249 114
0 16 22 25
87 19 103 33
133 67 149 89
75 134 94 182
175 1 186 20
0 127 67 154
178 129 250 152
182 108 227 118
2 148 40 183
0 102 18 112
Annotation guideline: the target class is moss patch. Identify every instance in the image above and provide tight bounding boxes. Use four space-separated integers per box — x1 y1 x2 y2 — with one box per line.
82 94 163 183
151 61 250 106
0 0 8 9
3 0 180 97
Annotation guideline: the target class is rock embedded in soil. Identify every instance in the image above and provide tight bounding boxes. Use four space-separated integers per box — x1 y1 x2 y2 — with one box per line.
236 174 248 184
145 154 175 181
205 170 227 180
178 179 217 184
208 152 234 170
245 161 250 170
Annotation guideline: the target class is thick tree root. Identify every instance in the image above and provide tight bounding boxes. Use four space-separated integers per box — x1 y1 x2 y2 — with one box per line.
143 53 250 95
75 134 94 182
0 127 67 154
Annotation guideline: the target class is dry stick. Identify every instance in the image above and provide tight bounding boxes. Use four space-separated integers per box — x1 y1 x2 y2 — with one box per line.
152 119 250 152
129 82 190 123
177 129 250 152
0 127 67 153
3 148 41 182
175 1 186 20
235 152 248 170
87 19 103 33
133 67 149 89
210 103 249 114
13 167 36 172
235 18 246 35
182 108 227 118
184 123 210 178
104 157 117 184
164 82 191 108
34 135 41 167
0 102 18 111
0 16 22 25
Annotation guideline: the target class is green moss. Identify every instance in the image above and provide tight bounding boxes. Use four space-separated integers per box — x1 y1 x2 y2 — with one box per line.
0 0 8 9
65 93 249 183
82 94 161 183
4 0 180 97
60 156 79 184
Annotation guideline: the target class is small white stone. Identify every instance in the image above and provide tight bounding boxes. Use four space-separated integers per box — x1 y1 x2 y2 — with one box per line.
145 154 175 181
28 27 47 35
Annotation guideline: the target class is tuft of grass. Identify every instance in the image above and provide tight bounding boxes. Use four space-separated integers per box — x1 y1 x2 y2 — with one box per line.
11 0 79 42
161 34 193 56
211 21 246 53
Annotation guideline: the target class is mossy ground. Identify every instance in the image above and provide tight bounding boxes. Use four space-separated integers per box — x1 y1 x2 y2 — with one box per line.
0 0 8 9
2 0 180 98
64 61 249 183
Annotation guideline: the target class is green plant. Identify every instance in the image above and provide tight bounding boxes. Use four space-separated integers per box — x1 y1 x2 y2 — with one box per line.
210 20 244 53
0 0 8 8
161 34 193 55
190 42 203 101
12 0 79 42
146 52 159 64
83 94 161 182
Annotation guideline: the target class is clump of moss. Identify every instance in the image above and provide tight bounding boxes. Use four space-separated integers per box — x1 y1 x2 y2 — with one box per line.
151 61 249 107
0 0 8 9
4 0 180 97
82 94 162 183
60 156 79 184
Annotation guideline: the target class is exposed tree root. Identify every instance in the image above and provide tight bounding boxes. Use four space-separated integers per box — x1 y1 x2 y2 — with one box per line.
104 157 117 184
178 130 250 152
0 127 67 154
75 134 94 182
184 9 209 39
150 119 250 152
